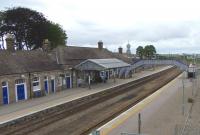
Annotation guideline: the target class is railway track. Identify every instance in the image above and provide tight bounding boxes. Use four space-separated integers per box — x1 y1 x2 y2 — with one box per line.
0 67 182 135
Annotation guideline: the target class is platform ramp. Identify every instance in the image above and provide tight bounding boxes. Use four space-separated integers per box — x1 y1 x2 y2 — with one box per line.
125 60 188 78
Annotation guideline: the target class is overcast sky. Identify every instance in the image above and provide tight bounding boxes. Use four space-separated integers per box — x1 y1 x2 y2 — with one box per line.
1 0 200 54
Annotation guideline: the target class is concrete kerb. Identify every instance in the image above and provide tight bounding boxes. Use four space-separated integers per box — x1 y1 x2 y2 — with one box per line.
94 73 183 135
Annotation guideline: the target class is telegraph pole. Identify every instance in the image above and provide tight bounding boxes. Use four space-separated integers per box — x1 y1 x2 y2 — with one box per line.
138 113 141 134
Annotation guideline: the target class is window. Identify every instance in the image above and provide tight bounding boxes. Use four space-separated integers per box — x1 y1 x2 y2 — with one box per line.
2 81 7 87
33 77 39 82
116 68 119 74
100 71 104 77
109 70 113 76
65 73 70 76
57 77 62 86
44 76 48 80
33 82 39 86
32 77 40 91
15 79 25 84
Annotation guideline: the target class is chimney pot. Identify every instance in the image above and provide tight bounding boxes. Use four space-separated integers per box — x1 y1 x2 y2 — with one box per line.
98 40 103 50
42 39 50 51
118 47 123 54
6 34 15 52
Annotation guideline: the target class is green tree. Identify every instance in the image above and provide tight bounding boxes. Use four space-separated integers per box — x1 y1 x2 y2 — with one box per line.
144 45 156 59
148 45 156 59
2 7 47 50
47 22 67 49
136 46 144 59
1 7 67 50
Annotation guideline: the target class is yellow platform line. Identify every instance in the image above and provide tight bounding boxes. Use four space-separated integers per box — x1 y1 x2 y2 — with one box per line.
98 73 182 135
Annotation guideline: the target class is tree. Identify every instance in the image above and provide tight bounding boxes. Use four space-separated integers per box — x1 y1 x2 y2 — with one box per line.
0 7 67 50
149 45 156 58
144 45 156 59
136 46 144 59
46 22 67 49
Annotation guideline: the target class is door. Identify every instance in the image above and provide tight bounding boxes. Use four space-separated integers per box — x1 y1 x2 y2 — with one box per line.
44 80 48 93
66 77 71 89
105 71 109 80
17 84 25 100
51 79 55 93
2 87 8 104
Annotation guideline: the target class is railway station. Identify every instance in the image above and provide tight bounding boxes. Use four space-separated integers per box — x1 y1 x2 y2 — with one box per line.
0 37 132 106
1 2 200 135
0 36 197 135
0 66 169 125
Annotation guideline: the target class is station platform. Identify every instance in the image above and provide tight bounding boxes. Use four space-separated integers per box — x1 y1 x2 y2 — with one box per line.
0 66 171 125
96 71 199 135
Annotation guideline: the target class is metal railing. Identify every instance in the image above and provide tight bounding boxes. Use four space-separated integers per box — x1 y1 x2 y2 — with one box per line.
124 60 189 78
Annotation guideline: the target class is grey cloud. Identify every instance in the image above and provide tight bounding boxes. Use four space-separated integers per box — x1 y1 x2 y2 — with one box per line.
1 1 199 54
0 0 45 13
68 21 200 54
68 22 191 45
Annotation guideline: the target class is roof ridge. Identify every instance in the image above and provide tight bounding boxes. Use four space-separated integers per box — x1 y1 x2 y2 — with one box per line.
67 46 98 49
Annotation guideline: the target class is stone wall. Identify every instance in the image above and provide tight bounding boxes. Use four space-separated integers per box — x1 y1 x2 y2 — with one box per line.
0 69 72 106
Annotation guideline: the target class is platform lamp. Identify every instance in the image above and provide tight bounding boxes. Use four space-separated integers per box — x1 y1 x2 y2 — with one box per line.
182 73 185 116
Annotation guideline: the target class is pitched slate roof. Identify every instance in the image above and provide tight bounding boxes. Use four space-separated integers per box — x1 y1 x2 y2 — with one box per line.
88 59 130 69
0 50 62 76
54 46 132 67
0 45 133 76
75 58 130 71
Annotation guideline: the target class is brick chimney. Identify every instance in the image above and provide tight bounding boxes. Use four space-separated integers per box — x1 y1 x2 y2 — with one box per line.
6 34 15 52
42 39 50 51
98 40 103 50
118 47 123 54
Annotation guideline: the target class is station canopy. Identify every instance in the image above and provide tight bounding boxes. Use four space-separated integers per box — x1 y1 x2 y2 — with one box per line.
75 58 130 71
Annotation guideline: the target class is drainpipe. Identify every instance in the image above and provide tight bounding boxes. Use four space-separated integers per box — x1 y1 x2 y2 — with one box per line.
28 72 32 99
55 50 59 64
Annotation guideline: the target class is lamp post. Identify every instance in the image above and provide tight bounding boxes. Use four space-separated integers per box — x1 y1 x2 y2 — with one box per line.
182 75 185 116
138 113 141 134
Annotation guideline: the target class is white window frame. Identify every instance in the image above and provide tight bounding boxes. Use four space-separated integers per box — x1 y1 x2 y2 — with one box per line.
100 71 105 77
32 77 41 92
2 81 9 104
15 79 27 102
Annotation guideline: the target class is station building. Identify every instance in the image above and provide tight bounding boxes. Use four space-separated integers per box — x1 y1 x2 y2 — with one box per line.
0 38 132 105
